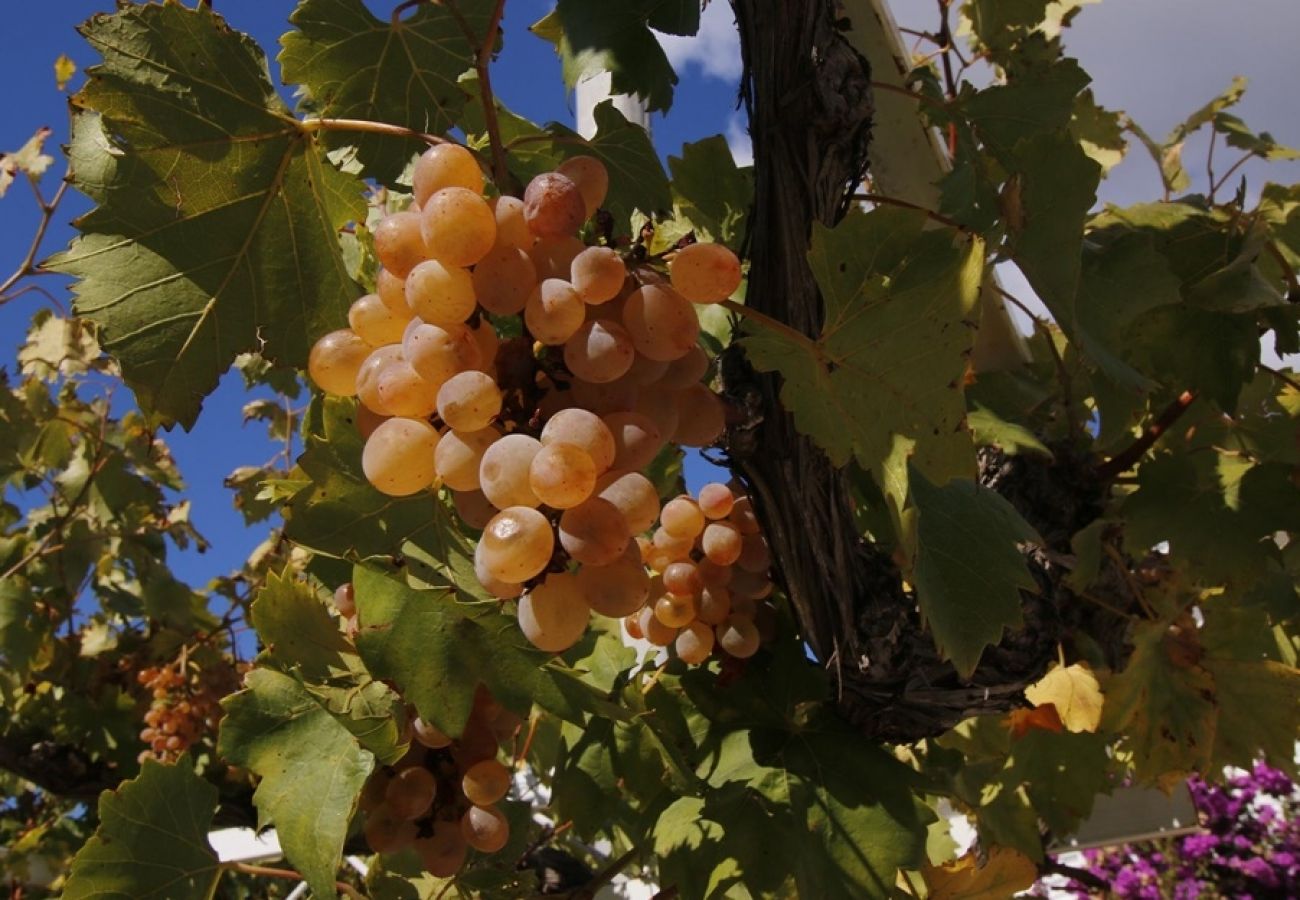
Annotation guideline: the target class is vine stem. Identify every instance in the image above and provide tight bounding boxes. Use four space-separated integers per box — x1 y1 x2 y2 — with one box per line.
868 80 950 112
720 299 822 356
1263 238 1300 298
226 862 366 900
0 175 70 303
569 844 643 900
299 116 446 146
853 192 969 232
1096 389 1198 480
471 0 511 191
1261 362 1300 393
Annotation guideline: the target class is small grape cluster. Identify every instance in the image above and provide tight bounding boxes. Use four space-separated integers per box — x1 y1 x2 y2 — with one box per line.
137 656 235 762
624 482 777 662
307 145 754 656
360 688 521 877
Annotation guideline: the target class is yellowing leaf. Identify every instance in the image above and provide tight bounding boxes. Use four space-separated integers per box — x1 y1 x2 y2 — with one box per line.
1025 662 1104 732
1006 704 1064 738
922 846 1038 900
54 53 77 90
0 127 54 198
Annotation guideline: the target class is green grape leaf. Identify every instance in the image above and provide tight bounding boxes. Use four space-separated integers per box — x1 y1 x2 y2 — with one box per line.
1213 113 1300 162
52 3 363 428
219 667 373 898
1101 616 1217 783
668 135 753 246
351 566 591 737
533 1 685 113
1206 656 1300 776
280 0 491 185
966 405 1052 457
548 101 672 224
909 467 1042 677
250 568 353 680
740 207 983 485
63 758 222 900
1007 729 1112 833
1070 88 1128 173
962 59 1090 164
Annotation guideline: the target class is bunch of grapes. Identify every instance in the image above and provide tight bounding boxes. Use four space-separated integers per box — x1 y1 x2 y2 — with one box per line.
624 482 777 662
307 144 761 656
360 688 521 877
137 654 238 762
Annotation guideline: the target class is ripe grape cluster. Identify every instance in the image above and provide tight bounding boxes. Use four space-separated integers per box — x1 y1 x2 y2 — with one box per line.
360 688 521 877
137 657 238 762
624 482 777 662
307 144 768 659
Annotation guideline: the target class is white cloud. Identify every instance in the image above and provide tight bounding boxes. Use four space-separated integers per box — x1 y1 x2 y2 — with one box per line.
656 2 743 83
726 113 753 166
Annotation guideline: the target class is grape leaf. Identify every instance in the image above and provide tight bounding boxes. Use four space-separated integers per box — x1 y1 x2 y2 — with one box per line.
909 467 1042 678
250 568 353 680
63 758 222 900
1071 89 1128 173
668 135 752 246
351 565 592 737
1007 729 1112 833
1205 656 1300 777
922 846 1037 900
740 207 983 484
548 101 672 223
280 0 491 184
219 667 373 898
1024 662 1104 732
52 3 363 428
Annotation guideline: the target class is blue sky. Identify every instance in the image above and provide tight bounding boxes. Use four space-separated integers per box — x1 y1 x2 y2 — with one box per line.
1 0 1298 592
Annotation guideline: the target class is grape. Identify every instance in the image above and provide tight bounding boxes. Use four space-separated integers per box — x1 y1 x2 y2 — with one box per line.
362 418 440 496
308 329 371 395
517 572 590 652
421 187 497 267
594 469 660 534
461 804 510 853
654 592 696 628
729 495 761 534
523 172 587 238
437 370 502 431
453 488 497 530
638 606 677 647
530 235 586 280
471 320 499 374
479 506 553 583
375 361 441 418
489 195 532 250
621 352 671 386
696 585 732 626
403 321 480 388
602 410 664 471
624 611 645 640
435 426 499 491
676 621 715 664
559 497 630 566
673 384 726 447
701 521 743 566
524 278 585 345
730 570 774 600
669 241 743 303
623 284 701 361
658 344 709 389
576 552 650 618
333 583 356 618
475 542 525 599
365 808 418 854
697 482 735 520
413 143 484 205
697 558 733 588
416 820 468 878
541 408 616 472
462 759 511 806
373 211 428 278
571 377 638 416
349 292 410 346
570 246 626 304
529 442 597 509
359 770 391 812
717 614 761 658
355 404 389 440
453 715 501 769
385 766 437 820
651 527 695 562
377 268 408 315
472 244 537 316
479 433 542 509
564 319 635 383
660 496 705 539
405 259 477 326
631 387 680 439
730 595 758 620
556 155 609 217
738 532 772 573
413 717 453 749
662 560 703 596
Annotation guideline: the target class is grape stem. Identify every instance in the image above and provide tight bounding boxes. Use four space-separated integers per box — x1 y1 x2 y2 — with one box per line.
226 862 366 900
0 169 70 305
852 192 969 232
299 116 446 146
468 0 512 192
1095 389 1198 481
